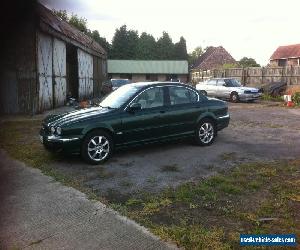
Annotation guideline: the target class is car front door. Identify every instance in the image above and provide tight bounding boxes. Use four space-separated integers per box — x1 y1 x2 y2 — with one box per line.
120 86 168 145
163 86 204 137
216 79 229 98
205 79 218 96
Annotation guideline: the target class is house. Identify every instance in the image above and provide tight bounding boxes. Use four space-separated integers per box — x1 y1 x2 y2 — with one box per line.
192 46 236 70
270 44 300 67
107 60 189 83
0 3 107 115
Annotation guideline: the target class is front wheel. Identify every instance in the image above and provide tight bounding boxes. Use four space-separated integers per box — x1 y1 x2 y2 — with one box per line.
200 90 207 96
195 119 216 146
81 130 113 164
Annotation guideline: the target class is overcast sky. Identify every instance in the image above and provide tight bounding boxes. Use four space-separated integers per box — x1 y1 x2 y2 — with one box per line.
40 0 300 66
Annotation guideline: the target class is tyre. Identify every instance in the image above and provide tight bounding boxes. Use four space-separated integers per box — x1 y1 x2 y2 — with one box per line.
81 130 113 164
200 90 207 96
195 119 216 146
230 92 239 103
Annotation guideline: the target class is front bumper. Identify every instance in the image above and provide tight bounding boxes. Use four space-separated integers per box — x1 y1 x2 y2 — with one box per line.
239 93 262 101
39 132 82 153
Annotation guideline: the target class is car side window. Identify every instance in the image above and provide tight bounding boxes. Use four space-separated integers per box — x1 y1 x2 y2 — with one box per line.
134 87 164 109
207 79 217 85
217 79 225 86
169 86 198 105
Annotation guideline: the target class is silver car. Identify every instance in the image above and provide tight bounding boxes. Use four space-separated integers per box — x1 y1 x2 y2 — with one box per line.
196 78 262 102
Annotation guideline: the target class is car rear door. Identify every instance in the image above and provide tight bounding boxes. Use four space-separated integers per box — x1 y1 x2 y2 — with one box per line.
163 86 204 137
120 86 168 145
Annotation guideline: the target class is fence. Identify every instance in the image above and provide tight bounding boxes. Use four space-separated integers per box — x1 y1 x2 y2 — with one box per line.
191 66 300 87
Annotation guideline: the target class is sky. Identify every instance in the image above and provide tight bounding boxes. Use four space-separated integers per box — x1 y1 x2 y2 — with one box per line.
40 0 300 66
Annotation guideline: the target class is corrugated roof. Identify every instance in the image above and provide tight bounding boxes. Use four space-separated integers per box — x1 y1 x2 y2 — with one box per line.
108 60 188 74
37 3 106 57
270 44 300 60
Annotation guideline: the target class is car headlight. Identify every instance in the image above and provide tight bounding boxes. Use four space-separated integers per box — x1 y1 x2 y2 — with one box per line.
56 127 62 135
50 126 55 134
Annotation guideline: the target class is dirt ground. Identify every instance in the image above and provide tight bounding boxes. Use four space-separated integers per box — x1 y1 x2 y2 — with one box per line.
45 101 300 202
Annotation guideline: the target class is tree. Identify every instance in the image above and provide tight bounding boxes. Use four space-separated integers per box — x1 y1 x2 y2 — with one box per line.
136 32 156 60
174 36 188 60
52 9 68 21
52 9 111 54
68 13 88 33
156 31 174 60
91 30 111 54
238 57 260 67
110 25 139 59
188 46 205 66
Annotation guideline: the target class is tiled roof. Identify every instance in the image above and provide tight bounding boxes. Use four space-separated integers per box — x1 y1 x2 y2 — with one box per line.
270 44 300 60
108 60 188 74
37 3 106 56
192 46 235 70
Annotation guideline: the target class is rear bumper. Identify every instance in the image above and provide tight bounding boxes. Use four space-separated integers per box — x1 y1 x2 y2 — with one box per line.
217 114 230 131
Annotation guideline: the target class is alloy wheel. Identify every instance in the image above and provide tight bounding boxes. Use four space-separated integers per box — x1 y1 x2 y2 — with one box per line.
87 136 110 162
198 122 214 144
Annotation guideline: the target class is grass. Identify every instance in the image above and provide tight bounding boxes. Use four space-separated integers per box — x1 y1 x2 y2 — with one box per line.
112 161 300 249
1 120 299 249
261 94 284 102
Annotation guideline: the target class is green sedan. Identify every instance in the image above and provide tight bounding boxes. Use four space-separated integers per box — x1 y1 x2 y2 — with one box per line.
40 82 230 164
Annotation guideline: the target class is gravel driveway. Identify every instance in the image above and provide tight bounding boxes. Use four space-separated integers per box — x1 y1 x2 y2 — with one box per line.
48 102 300 201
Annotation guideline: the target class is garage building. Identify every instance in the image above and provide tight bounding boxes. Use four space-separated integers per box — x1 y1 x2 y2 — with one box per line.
0 3 107 115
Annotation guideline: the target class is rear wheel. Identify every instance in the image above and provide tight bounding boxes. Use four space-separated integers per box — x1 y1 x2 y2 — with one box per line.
81 130 113 164
195 119 216 146
230 92 239 103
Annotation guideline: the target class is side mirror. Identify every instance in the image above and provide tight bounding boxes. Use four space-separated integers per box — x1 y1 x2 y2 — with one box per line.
127 102 141 112
223 84 227 87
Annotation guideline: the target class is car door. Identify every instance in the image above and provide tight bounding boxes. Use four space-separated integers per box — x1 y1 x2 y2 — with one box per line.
120 86 168 145
205 79 218 96
163 86 204 137
216 79 229 98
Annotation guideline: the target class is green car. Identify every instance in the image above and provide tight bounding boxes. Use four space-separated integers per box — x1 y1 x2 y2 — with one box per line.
40 82 230 164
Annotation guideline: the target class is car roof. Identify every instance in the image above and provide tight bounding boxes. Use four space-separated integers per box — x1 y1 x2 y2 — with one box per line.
130 81 193 89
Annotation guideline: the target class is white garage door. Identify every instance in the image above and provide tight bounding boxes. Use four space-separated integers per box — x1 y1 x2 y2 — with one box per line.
38 32 53 111
78 49 93 100
53 38 66 107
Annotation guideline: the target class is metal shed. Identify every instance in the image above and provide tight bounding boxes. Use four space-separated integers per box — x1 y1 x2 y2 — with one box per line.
0 3 107 115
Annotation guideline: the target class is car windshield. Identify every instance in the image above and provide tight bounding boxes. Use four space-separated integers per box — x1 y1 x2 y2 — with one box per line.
224 79 242 87
111 79 130 87
100 84 140 109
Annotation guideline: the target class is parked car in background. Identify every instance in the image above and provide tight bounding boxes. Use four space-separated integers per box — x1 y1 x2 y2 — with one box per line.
196 78 262 102
111 79 131 90
101 79 131 96
40 82 230 164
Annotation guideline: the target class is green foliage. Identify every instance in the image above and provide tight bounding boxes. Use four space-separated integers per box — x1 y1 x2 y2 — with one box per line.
136 32 157 60
155 31 175 59
174 36 188 60
52 9 110 53
292 92 300 105
188 46 205 66
222 63 239 69
238 57 260 67
52 9 68 21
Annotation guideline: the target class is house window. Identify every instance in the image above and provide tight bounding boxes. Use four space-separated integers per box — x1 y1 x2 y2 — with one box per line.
278 59 287 67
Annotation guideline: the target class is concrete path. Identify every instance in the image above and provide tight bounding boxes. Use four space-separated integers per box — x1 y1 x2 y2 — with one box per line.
0 150 176 250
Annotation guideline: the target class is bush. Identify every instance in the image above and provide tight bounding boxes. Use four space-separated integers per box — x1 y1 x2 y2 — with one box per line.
292 92 300 105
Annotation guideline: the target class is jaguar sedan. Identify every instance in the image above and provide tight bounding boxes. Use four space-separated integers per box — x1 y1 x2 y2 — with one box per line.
40 82 230 164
